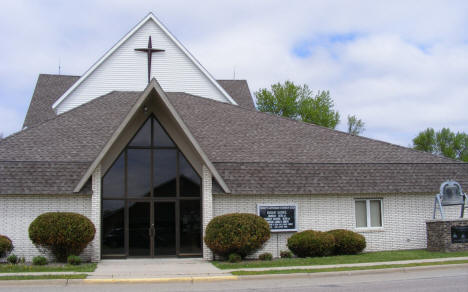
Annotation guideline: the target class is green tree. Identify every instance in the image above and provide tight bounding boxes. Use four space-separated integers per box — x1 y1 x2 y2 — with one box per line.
347 115 365 136
255 81 340 129
412 128 468 162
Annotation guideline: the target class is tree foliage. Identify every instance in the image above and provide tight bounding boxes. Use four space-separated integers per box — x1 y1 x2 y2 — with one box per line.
255 81 340 129
347 115 365 136
412 128 468 162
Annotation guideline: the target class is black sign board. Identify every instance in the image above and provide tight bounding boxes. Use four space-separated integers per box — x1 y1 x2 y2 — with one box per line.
257 205 297 232
451 226 468 243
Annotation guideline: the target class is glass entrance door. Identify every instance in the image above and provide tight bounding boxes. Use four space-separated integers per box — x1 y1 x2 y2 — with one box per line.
128 201 151 256
154 202 176 256
127 201 176 257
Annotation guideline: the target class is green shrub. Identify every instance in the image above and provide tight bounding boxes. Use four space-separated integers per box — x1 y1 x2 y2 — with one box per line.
204 213 270 258
228 253 241 263
67 255 82 265
287 230 335 257
280 250 293 258
7 254 18 264
0 235 13 258
32 256 48 266
19 257 26 264
258 252 273 261
327 229 366 255
29 212 96 262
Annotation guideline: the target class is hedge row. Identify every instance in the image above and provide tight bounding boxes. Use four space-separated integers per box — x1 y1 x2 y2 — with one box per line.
287 229 366 257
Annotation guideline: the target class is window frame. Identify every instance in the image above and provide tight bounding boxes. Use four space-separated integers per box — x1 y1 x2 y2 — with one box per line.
354 198 383 229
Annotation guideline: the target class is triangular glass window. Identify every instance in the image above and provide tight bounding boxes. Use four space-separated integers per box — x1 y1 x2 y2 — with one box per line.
129 118 151 147
153 119 175 147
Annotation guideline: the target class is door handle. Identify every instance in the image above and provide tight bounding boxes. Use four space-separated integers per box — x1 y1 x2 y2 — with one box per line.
149 224 155 237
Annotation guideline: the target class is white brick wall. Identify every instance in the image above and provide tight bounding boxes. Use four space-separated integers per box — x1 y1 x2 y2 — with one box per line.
202 165 213 260
90 165 102 262
0 194 93 262
213 193 463 258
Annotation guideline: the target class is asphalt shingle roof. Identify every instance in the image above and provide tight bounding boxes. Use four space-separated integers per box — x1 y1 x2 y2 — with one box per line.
0 161 91 195
212 162 468 195
21 74 253 128
1 88 466 195
0 91 140 162
23 74 80 128
167 92 459 164
217 80 255 109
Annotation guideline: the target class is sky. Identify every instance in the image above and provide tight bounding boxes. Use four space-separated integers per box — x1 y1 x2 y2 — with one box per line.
1 0 468 146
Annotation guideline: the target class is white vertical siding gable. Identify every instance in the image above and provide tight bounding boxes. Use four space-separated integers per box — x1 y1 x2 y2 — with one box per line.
53 13 236 114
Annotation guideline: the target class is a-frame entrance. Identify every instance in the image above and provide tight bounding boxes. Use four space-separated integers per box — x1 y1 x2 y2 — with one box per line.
101 115 202 258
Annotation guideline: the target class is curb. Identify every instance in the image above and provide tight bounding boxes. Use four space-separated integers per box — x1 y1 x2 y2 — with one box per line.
82 275 239 284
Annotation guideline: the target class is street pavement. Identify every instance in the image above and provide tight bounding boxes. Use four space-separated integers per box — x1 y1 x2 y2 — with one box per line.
0 264 467 291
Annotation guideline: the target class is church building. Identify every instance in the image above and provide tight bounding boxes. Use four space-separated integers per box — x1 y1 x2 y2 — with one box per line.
0 13 467 261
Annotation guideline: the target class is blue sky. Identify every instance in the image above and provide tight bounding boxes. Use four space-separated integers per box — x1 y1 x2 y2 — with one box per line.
1 0 468 146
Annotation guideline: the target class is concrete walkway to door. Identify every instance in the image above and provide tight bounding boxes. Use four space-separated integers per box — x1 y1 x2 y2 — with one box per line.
87 258 229 279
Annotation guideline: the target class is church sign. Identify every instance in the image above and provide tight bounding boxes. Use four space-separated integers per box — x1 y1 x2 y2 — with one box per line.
257 204 297 232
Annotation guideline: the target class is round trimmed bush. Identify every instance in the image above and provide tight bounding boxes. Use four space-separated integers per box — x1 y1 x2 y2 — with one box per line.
204 213 270 258
0 235 13 258
29 212 95 262
327 229 366 255
287 230 335 257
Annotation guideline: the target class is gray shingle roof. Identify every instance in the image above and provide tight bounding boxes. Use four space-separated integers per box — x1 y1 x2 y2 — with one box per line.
0 91 140 162
0 161 91 195
167 92 460 164
21 74 253 128
212 162 468 195
217 80 255 109
23 74 80 128
1 89 466 195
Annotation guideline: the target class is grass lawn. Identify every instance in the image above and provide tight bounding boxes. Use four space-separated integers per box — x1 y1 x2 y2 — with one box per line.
0 263 97 273
231 259 468 275
0 274 88 281
213 249 468 269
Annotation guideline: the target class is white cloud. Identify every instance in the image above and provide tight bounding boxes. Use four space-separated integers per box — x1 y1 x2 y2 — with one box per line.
0 0 467 146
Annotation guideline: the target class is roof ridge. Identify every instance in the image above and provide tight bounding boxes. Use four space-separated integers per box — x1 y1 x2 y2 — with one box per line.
167 91 461 164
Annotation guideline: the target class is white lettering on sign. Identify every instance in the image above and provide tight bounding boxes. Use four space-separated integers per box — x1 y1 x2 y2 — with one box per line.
257 205 297 232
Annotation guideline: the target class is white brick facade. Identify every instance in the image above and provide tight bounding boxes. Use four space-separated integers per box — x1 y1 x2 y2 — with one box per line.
90 165 102 262
0 194 93 262
1 169 464 262
213 193 463 258
0 166 102 263
202 165 213 260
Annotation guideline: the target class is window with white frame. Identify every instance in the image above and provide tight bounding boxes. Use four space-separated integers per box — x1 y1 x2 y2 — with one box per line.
355 199 382 228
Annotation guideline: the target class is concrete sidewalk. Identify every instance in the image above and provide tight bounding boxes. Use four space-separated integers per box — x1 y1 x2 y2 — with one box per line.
1 256 467 284
87 258 231 279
